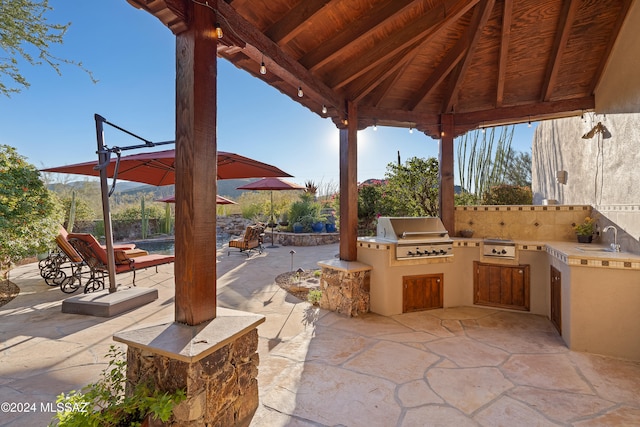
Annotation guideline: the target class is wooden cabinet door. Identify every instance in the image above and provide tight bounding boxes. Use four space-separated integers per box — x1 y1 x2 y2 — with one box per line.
403 274 443 313
550 266 562 334
474 262 530 311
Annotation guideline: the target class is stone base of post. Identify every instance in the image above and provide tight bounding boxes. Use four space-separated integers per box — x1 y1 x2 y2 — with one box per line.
114 308 265 426
317 259 372 317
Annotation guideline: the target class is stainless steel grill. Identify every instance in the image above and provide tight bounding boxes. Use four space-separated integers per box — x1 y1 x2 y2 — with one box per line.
376 217 453 259
482 238 516 259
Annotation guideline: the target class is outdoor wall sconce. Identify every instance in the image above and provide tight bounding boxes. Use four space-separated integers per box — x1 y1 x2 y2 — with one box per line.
556 170 568 185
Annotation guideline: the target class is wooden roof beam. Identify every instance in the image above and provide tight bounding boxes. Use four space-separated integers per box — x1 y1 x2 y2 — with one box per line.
541 0 580 102
216 0 344 115
495 0 512 107
329 0 480 90
300 0 417 72
453 96 595 134
265 0 331 45
126 0 188 34
442 0 496 113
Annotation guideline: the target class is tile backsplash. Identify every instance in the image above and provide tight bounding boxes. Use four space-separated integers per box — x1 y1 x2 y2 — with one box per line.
454 205 592 241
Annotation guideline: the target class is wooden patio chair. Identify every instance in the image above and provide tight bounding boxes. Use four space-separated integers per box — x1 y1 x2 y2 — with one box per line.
227 225 264 257
67 233 174 293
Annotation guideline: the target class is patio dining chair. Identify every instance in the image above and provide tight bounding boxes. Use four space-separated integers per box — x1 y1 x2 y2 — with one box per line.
66 233 174 293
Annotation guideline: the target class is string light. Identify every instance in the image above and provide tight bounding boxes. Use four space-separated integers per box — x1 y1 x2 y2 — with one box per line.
297 86 303 98
215 22 223 39
373 119 377 131
528 116 531 128
260 56 266 75
409 126 414 134
321 105 327 114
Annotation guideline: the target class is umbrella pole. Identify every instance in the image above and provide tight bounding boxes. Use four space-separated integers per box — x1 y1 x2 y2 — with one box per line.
95 114 118 292
267 189 278 248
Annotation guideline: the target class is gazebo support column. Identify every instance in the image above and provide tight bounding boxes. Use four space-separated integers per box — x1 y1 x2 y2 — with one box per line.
116 3 264 425
339 100 358 261
439 114 455 235
317 101 372 317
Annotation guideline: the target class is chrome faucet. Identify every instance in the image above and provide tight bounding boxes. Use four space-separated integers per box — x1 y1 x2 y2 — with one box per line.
603 225 620 252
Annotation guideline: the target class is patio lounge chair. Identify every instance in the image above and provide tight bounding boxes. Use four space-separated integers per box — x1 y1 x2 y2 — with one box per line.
67 233 174 293
228 225 264 256
38 226 139 293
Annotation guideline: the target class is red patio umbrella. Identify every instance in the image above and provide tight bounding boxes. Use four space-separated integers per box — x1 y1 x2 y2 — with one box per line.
41 149 292 186
237 177 305 248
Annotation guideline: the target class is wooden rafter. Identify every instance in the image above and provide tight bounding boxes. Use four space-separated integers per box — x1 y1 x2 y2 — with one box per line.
328 0 480 90
265 0 331 45
216 0 344 115
300 0 416 72
442 0 496 113
541 0 580 102
495 0 512 107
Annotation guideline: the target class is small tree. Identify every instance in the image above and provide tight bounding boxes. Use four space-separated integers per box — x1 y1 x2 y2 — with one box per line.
380 157 440 217
0 145 62 276
0 0 95 96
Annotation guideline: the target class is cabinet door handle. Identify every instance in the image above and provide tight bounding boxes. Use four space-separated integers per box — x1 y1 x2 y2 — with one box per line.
436 279 440 283
518 270 523 274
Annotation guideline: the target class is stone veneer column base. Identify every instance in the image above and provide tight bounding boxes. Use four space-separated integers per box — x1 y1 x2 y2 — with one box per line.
113 308 265 427
317 259 372 317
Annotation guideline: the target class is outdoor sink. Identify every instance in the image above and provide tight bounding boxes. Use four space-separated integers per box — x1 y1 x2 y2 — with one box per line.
575 246 616 253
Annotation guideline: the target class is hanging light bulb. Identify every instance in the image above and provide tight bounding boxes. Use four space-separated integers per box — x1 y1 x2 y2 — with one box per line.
343 118 348 126
321 105 327 114
297 86 303 98
259 58 267 75
528 116 532 128
215 23 223 39
409 126 414 134
373 119 377 131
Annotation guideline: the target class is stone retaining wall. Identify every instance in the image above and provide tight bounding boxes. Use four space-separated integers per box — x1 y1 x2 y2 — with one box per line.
268 231 339 246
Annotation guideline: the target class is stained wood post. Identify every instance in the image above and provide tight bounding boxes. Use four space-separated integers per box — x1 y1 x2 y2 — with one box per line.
174 1 218 325
339 101 358 261
439 114 455 235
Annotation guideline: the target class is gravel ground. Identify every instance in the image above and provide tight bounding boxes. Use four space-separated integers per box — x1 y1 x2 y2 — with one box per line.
0 279 20 308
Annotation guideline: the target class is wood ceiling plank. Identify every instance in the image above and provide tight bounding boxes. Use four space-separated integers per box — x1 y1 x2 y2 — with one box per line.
442 0 496 113
216 0 344 114
590 0 633 94
406 32 468 111
265 0 331 45
540 0 580 102
495 0 512 107
299 0 416 71
327 0 480 90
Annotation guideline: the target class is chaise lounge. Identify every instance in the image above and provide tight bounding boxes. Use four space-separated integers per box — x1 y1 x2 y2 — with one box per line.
66 233 174 293
38 225 140 293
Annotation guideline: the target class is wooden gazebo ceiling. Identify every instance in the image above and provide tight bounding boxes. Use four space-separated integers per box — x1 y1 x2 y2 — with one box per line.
128 0 632 138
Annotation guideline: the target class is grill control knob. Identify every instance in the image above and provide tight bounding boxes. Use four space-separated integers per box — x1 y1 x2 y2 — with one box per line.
501 249 507 254
492 248 498 254
439 249 447 254
415 249 423 256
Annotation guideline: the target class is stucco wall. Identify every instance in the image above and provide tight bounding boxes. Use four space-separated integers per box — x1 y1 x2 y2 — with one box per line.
532 114 640 250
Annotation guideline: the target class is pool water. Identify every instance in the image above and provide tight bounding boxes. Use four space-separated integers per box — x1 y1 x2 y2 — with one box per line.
133 234 231 255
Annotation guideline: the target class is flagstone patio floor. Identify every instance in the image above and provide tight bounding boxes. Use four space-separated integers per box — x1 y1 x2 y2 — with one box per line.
1 243 639 426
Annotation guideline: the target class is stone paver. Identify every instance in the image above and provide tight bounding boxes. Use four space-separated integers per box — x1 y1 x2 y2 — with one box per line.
1 242 639 426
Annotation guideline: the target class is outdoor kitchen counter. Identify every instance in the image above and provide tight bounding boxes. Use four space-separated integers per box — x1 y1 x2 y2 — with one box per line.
453 238 640 270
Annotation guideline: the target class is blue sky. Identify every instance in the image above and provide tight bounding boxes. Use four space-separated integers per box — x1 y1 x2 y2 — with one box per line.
0 1 535 188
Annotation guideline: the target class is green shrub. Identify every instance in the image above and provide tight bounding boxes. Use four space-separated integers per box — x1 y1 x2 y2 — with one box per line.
482 185 532 205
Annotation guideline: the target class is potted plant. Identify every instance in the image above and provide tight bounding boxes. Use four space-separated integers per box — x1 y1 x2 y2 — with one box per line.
278 212 289 227
574 216 597 243
50 345 185 427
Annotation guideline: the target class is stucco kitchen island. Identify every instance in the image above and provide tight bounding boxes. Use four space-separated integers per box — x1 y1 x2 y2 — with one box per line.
356 236 640 361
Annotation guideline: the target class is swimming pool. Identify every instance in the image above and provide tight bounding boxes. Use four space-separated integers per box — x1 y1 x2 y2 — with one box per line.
133 234 231 255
